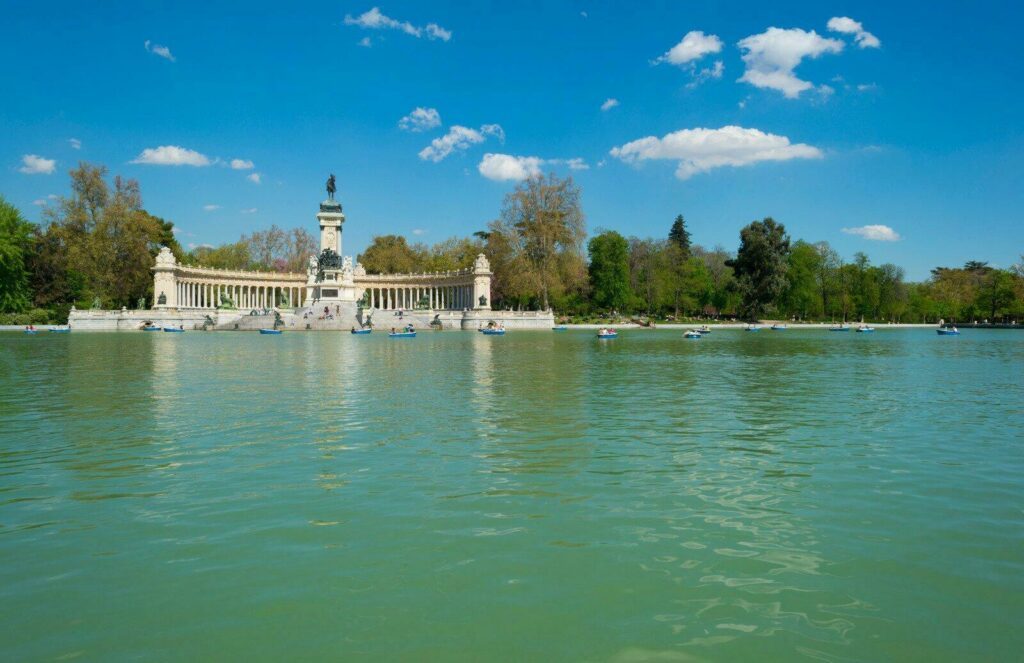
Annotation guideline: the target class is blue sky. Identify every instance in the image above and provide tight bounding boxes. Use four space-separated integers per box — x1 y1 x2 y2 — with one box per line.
2 0 1021 279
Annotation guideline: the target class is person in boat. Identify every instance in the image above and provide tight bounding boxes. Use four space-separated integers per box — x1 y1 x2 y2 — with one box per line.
391 327 396 334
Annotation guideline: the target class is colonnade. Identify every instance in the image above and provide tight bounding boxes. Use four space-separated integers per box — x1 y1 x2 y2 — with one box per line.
361 284 475 311
174 281 306 310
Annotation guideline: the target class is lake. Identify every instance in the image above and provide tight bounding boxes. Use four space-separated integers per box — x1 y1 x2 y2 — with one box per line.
1 329 1021 661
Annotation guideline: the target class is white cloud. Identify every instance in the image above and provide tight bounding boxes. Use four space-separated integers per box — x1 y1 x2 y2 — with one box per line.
480 123 505 143
477 154 587 181
827 16 881 49
654 31 723 66
737 27 844 98
203 204 221 211
131 145 211 166
857 83 878 92
687 60 724 88
549 157 589 171
144 40 175 62
478 154 544 181
230 158 254 170
399 107 442 132
425 23 451 41
247 172 261 184
18 154 56 174
68 138 81 150
418 123 503 162
412 228 426 236
609 125 822 179
48 193 58 200
358 36 372 47
601 98 620 111
344 7 451 42
842 225 900 241
32 199 47 206
241 208 258 214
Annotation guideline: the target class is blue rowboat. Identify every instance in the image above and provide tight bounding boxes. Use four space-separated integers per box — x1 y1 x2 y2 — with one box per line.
259 328 282 335
745 326 761 332
162 327 184 333
389 331 416 338
770 324 787 330
351 328 372 335
481 329 505 335
829 326 850 332
936 328 960 335
597 331 618 339
142 325 160 331
856 326 875 333
684 330 702 339
49 328 71 333
552 326 568 331
23 329 39 334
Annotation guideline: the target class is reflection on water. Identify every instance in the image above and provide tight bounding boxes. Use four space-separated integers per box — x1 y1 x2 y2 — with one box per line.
0 329 1022 660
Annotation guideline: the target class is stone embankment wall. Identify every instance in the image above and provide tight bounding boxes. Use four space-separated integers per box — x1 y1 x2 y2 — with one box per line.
68 307 556 331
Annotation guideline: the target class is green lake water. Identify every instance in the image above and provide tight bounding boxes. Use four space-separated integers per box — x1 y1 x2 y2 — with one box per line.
1 329 1022 661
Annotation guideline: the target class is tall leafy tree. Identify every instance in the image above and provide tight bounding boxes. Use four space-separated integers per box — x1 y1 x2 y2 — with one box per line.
358 235 426 274
727 217 791 319
668 214 691 257
784 240 822 319
0 196 34 312
588 230 631 311
489 174 586 310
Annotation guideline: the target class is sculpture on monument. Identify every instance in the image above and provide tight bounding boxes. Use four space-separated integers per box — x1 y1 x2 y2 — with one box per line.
326 174 336 200
218 292 235 309
316 248 343 281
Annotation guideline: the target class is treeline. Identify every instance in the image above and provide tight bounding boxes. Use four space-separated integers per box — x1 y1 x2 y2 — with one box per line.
0 163 317 323
3 167 1023 324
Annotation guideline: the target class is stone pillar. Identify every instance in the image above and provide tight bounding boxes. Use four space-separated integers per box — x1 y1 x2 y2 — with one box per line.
472 254 492 310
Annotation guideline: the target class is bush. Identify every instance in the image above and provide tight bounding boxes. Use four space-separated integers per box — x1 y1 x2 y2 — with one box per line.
12 313 32 326
29 308 50 324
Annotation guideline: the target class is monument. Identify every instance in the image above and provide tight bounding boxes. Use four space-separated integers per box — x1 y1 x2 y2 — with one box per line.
306 175 359 312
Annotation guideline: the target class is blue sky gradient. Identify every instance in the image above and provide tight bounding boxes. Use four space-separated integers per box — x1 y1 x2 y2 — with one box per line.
2 1 1021 279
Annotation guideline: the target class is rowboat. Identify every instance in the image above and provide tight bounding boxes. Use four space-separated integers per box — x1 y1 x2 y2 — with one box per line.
259 328 282 335
142 325 160 331
23 329 39 334
770 324 787 330
350 328 372 335
389 331 416 338
49 327 71 333
481 328 505 335
696 326 711 334
162 327 184 333
829 325 850 332
552 326 568 331
745 325 760 332
684 330 702 339
936 327 960 335
597 330 618 339
856 325 875 333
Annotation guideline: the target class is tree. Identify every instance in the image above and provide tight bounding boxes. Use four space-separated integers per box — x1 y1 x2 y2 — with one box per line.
490 173 586 310
40 164 171 308
784 240 822 319
976 269 1016 321
727 217 791 319
668 214 691 257
813 242 842 319
358 235 425 274
588 230 631 311
0 196 34 312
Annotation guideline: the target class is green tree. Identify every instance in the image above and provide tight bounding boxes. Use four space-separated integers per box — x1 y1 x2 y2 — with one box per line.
489 173 587 310
976 269 1016 321
588 230 631 311
358 235 426 274
783 240 822 319
0 196 34 312
668 214 691 257
727 218 791 319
